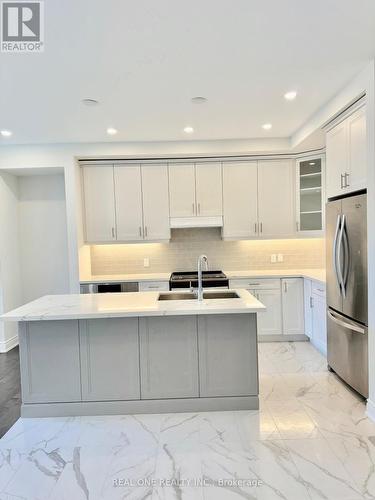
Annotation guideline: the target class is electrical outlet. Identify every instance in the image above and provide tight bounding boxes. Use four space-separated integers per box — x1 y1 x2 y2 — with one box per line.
271 254 277 263
277 254 284 262
143 258 150 268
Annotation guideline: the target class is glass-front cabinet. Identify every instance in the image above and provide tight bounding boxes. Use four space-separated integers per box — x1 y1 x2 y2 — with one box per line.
296 155 325 234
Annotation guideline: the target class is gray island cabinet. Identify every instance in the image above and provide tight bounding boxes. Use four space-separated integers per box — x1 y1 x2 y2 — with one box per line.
3 290 264 417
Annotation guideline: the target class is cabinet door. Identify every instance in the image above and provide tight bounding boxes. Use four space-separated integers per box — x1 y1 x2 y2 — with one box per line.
114 165 143 241
198 314 258 397
347 106 366 193
312 294 327 355
19 321 81 403
139 316 199 399
326 120 348 199
80 318 140 401
255 289 282 336
142 164 170 241
223 162 258 238
304 279 313 338
281 278 305 335
258 160 295 236
195 163 223 216
169 164 196 217
82 166 116 242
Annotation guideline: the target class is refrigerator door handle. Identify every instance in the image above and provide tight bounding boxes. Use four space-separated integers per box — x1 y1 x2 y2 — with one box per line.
342 215 350 291
327 310 366 335
337 214 346 298
333 215 342 294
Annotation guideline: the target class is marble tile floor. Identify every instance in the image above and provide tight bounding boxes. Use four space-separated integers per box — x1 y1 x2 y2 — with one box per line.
0 341 374 499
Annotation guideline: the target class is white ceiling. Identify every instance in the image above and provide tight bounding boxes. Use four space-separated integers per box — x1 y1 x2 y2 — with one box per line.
1 0 375 145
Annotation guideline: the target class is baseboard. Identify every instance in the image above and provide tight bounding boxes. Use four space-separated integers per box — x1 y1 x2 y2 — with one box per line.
258 334 309 342
0 335 19 353
366 399 375 423
21 395 259 418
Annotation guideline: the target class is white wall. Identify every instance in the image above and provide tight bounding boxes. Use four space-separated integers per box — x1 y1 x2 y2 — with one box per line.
0 173 22 352
18 174 70 303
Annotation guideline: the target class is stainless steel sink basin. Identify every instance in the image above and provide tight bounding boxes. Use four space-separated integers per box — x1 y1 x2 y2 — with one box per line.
158 292 197 301
203 291 240 299
158 291 240 301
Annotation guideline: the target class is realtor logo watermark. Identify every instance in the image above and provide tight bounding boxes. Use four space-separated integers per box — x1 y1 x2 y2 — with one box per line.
1 1 44 52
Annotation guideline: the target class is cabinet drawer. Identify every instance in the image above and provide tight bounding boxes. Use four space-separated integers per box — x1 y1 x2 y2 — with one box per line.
312 281 326 298
230 278 280 290
138 281 169 292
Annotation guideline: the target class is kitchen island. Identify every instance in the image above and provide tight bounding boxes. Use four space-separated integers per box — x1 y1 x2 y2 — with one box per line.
2 289 265 417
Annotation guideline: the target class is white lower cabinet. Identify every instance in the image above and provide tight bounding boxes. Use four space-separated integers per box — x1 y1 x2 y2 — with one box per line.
304 279 313 338
80 318 140 401
256 289 282 336
139 316 199 399
281 278 305 336
304 279 327 355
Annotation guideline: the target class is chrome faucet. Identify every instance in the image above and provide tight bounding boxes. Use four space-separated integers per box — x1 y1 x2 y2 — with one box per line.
197 254 209 301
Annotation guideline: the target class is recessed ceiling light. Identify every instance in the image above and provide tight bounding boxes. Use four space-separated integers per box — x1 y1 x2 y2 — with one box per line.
184 126 194 134
82 98 99 106
0 130 12 137
262 123 272 130
284 91 297 101
309 162 316 165
191 96 207 104
107 127 118 135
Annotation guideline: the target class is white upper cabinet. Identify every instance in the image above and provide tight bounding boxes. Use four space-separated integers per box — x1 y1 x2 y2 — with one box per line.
296 156 325 235
347 106 367 193
83 164 170 243
326 104 366 199
141 165 170 241
281 278 305 336
195 163 222 216
168 164 196 217
222 161 258 239
114 165 143 241
169 163 223 223
82 166 116 243
258 160 295 237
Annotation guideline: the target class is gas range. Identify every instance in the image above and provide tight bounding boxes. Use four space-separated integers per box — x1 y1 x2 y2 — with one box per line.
169 270 229 290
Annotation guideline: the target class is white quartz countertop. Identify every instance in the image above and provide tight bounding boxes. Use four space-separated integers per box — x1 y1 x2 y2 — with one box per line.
2 289 265 322
79 269 326 285
225 268 326 284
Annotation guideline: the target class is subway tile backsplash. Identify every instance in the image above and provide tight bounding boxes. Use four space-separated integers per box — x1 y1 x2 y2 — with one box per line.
90 228 325 275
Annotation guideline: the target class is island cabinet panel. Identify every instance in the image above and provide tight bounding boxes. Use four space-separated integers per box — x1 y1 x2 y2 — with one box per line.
198 314 258 397
139 316 199 399
79 318 140 401
19 321 81 403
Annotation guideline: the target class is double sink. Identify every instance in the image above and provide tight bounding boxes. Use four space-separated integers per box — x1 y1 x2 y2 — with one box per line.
158 291 240 301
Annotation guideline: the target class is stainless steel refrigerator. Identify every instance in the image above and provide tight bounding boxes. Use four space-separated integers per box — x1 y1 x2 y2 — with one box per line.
326 192 368 398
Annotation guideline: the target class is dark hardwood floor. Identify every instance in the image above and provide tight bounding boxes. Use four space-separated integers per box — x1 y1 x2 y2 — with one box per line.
0 346 21 438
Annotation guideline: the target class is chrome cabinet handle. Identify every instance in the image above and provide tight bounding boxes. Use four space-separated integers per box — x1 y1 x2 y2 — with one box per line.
198 203 201 214
144 226 148 237
345 172 350 188
260 222 263 234
310 296 313 308
139 226 142 237
254 222 257 234
284 281 288 293
111 227 115 238
327 310 365 335
296 221 299 232
340 174 345 189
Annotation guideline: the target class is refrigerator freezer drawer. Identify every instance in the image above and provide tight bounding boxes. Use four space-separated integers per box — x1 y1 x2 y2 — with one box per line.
327 308 368 398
